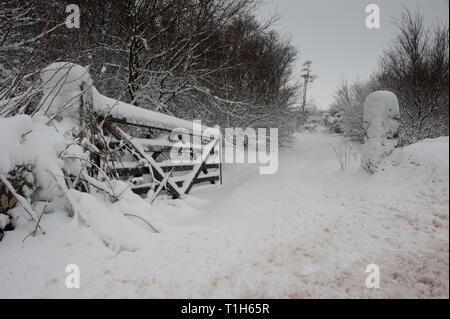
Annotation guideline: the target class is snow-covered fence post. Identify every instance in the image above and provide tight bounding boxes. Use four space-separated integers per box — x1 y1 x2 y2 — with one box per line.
39 63 101 178
361 91 400 174
79 80 95 140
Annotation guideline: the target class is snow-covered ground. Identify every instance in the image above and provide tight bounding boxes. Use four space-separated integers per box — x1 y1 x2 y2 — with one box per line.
0 132 448 298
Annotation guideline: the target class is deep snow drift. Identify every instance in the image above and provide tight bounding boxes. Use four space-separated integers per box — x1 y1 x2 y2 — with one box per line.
0 132 448 298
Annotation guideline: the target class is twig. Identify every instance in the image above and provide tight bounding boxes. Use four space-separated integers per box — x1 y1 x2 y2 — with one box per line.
23 202 47 242
123 213 159 233
0 175 38 221
116 183 132 199
150 168 174 205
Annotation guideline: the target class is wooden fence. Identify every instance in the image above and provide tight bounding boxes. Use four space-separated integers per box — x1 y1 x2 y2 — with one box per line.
85 91 222 199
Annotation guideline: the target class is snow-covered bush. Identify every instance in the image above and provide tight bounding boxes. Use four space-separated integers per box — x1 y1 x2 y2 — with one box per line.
0 164 34 229
325 106 345 134
361 91 400 173
0 63 160 248
0 65 92 236
327 79 379 143
299 106 327 132
0 114 67 239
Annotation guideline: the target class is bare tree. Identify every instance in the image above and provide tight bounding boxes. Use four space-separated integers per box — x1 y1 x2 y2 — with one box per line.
1 0 299 140
378 9 449 143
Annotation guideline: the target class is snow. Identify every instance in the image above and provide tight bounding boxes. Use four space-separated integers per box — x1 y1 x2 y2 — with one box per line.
39 62 92 122
38 62 207 134
0 114 69 197
0 214 9 229
93 88 208 133
0 115 33 175
66 188 156 253
362 91 400 173
0 112 155 249
363 91 400 138
1 132 448 298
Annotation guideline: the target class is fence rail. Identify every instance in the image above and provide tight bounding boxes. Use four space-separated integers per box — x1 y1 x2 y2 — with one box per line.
93 114 222 199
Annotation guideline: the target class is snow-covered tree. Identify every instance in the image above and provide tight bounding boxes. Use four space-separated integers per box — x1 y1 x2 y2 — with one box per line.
327 78 379 143
378 9 449 143
1 0 299 141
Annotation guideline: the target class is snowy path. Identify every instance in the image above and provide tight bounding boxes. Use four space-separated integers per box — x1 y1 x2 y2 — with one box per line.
0 133 448 298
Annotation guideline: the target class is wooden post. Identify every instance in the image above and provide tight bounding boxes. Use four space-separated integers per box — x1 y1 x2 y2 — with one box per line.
79 81 100 178
219 133 223 185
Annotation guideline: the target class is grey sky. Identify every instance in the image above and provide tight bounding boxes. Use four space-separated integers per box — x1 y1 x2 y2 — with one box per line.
257 0 449 110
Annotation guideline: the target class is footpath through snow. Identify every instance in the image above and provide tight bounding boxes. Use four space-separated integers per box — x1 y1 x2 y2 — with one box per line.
0 133 448 298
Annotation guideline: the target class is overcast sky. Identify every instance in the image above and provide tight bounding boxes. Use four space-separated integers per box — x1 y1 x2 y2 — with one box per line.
257 0 450 109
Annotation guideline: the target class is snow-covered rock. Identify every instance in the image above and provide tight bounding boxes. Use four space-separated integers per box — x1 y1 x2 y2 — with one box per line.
361 91 400 173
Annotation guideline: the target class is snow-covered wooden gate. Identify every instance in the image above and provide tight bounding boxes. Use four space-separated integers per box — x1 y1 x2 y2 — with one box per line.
92 91 222 199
